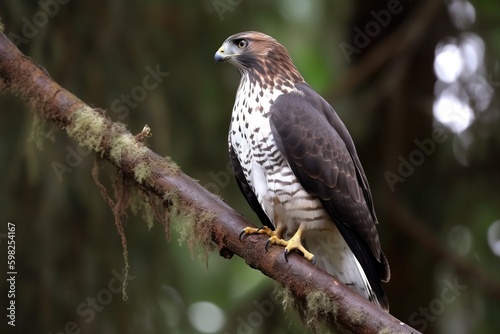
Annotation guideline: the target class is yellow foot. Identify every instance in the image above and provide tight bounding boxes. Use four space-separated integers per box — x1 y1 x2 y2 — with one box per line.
238 225 278 240
271 233 316 264
239 225 315 264
263 227 316 264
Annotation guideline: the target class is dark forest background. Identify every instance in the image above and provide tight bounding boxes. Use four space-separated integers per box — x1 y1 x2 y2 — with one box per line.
1 0 499 333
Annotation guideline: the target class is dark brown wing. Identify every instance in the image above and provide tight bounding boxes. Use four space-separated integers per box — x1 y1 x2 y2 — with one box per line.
229 144 274 230
269 83 389 308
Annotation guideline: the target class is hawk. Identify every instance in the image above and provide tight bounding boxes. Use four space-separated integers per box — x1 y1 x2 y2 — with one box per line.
215 31 390 310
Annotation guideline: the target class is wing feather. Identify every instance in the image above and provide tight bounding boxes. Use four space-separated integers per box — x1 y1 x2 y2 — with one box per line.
269 84 390 307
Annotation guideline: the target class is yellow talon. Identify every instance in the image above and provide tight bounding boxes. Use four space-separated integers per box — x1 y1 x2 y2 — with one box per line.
282 234 315 263
268 235 288 247
246 225 315 263
239 225 280 240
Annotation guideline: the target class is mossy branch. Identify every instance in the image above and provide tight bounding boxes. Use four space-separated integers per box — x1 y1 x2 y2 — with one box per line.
0 32 421 334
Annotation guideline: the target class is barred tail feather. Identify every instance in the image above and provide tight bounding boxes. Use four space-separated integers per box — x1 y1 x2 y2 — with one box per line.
304 229 388 310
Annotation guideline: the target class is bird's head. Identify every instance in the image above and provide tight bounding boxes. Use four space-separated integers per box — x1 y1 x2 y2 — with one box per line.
214 31 303 84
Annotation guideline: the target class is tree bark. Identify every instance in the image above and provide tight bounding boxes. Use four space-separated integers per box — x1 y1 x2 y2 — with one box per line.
0 32 421 334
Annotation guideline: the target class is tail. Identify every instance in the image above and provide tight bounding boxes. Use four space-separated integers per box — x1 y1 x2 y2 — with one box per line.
304 229 389 310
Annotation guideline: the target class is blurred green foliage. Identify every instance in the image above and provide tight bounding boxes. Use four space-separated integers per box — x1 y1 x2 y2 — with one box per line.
0 1 499 333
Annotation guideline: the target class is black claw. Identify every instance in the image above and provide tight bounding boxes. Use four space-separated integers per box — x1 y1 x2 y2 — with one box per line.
238 229 246 241
284 249 289 263
265 239 271 252
256 226 264 233
311 256 316 265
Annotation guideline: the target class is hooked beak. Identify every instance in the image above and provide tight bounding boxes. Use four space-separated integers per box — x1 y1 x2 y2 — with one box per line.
214 46 227 64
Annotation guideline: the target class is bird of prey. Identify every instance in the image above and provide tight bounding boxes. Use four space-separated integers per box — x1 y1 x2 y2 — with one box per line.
215 31 390 310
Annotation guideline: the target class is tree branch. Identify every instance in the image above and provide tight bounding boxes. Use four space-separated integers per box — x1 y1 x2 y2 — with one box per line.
0 32 420 334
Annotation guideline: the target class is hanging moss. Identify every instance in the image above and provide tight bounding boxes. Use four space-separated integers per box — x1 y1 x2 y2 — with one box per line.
130 188 155 230
133 160 152 184
170 191 216 268
273 285 346 333
129 186 170 232
28 114 56 150
305 290 339 330
274 285 297 312
92 162 130 301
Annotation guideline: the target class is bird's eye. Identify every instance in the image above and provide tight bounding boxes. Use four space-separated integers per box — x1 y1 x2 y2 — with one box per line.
236 39 248 49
